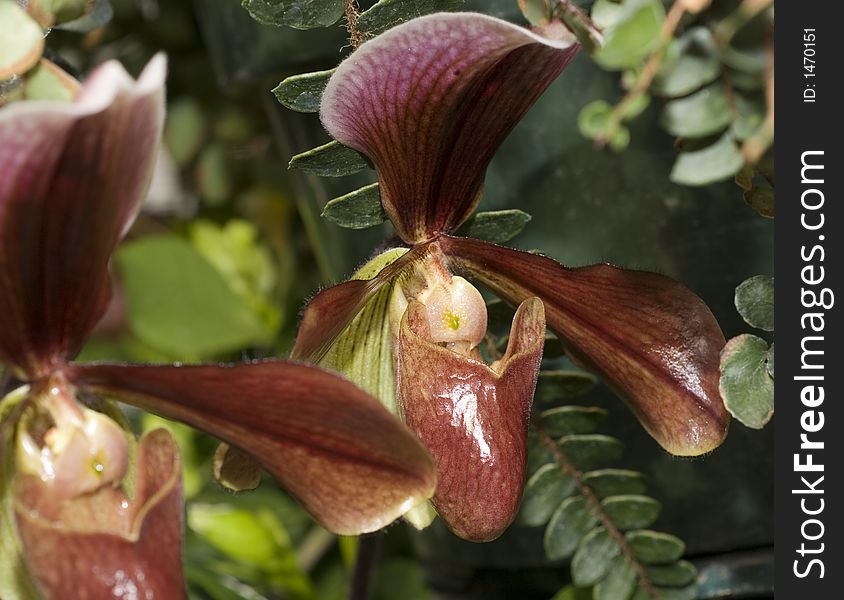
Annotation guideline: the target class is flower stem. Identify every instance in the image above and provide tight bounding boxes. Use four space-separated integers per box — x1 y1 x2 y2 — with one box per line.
344 0 363 49
534 421 658 598
347 533 381 600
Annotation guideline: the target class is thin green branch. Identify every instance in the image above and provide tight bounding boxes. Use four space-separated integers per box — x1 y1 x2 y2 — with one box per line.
715 0 773 47
599 0 688 147
534 421 658 599
551 0 603 53
741 37 774 164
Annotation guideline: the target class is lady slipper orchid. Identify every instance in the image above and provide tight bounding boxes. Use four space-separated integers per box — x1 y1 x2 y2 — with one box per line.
291 12 729 541
0 54 435 597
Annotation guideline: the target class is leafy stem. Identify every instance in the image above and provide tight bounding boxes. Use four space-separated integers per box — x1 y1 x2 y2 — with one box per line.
599 0 688 147
534 421 658 599
344 0 363 49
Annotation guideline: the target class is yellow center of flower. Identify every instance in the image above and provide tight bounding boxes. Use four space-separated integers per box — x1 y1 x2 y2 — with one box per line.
90 453 106 477
444 310 462 331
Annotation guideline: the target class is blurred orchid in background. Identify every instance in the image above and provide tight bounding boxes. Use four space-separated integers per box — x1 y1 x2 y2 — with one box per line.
0 54 436 599
292 12 729 542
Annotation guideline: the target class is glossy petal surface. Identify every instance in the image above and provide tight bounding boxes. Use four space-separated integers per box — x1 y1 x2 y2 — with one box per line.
15 429 185 599
0 55 166 378
439 236 728 456
291 244 428 362
321 13 580 243
396 298 545 541
67 361 437 535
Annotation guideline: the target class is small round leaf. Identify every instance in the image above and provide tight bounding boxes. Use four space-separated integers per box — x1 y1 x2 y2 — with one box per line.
735 275 774 331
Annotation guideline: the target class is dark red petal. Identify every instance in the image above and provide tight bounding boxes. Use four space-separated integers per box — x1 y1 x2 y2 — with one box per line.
15 428 185 599
291 244 427 362
396 298 545 541
438 235 729 456
0 55 166 379
66 361 437 535
321 13 580 243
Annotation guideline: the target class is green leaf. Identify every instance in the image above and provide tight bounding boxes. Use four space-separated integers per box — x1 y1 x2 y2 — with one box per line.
670 133 744 186
734 275 774 331
189 219 282 334
660 85 731 138
518 0 552 26
52 0 113 33
558 435 624 471
538 406 608 437
519 463 576 526
645 561 697 588
536 371 598 403
601 495 661 530
358 0 464 37
241 0 344 30
583 469 648 499
592 0 666 70
719 334 774 429
165 98 206 166
578 100 615 140
571 527 620 586
1 388 41 600
621 93 650 121
289 141 370 177
21 60 77 102
626 530 685 564
743 187 774 219
594 556 637 600
0 1 44 80
732 95 766 141
188 503 315 598
654 27 721 98
458 210 532 244
544 496 598 560
116 235 272 361
272 69 335 113
322 183 387 229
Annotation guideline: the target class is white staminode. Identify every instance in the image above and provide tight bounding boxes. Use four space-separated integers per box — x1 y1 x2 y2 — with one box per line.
417 275 487 349
16 378 129 499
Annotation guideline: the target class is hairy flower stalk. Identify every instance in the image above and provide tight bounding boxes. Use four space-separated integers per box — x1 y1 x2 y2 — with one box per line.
294 11 730 541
